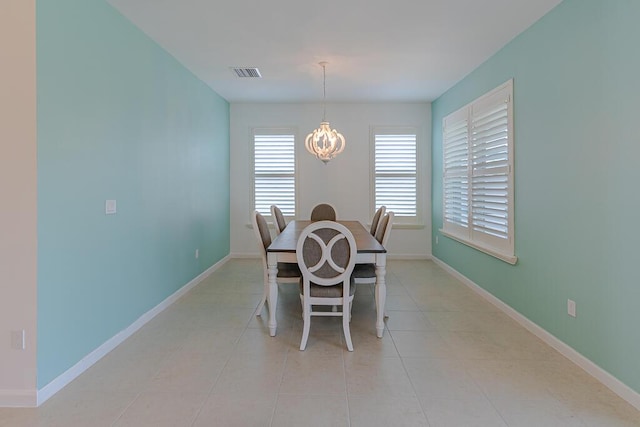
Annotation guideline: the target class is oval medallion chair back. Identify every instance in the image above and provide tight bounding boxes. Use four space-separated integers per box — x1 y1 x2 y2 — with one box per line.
270 204 287 235
252 210 301 317
370 205 386 236
310 203 337 221
296 221 357 351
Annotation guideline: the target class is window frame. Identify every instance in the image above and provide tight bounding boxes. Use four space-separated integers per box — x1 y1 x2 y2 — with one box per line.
251 127 298 220
441 80 516 264
370 126 423 228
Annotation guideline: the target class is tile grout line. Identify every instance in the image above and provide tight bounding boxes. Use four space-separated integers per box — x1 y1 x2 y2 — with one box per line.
269 325 293 427
108 392 142 427
389 273 436 426
190 274 267 427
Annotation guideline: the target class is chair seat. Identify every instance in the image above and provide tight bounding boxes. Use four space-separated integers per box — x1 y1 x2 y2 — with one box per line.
299 277 356 298
277 262 301 278
351 263 375 279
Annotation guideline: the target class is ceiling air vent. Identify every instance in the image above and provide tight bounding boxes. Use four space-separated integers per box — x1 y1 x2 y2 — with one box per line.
231 67 262 78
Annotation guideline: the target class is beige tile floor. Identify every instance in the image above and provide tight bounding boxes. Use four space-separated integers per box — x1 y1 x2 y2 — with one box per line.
2 259 640 426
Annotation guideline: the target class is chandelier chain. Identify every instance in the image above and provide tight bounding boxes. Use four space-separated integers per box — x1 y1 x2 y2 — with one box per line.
322 63 327 121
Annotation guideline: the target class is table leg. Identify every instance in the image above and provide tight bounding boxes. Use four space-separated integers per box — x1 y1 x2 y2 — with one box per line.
374 254 387 338
267 253 278 336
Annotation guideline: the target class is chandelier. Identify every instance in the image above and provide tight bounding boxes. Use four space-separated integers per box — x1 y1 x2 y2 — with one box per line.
305 62 346 164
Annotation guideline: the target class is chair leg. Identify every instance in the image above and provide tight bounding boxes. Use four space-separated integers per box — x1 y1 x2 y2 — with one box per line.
343 309 353 351
300 297 311 351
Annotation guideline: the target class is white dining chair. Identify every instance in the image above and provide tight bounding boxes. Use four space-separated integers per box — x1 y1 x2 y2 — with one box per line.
252 210 301 316
310 203 337 221
297 220 357 351
270 204 287 235
352 211 394 286
370 205 386 236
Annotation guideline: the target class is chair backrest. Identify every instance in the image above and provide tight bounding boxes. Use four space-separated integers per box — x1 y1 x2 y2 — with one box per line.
374 211 394 247
370 205 386 235
296 221 356 287
270 205 287 235
251 210 271 265
310 203 337 221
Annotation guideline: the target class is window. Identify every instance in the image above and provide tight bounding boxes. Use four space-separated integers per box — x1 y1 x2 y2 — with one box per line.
252 128 296 217
442 80 516 264
372 128 420 224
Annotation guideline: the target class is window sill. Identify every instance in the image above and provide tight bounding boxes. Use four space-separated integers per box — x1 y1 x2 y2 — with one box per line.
439 229 518 265
370 222 425 230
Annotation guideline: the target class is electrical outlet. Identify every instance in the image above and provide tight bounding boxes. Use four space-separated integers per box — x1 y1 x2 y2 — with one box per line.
195 249 199 259
11 330 25 350
435 236 439 244
567 299 576 317
105 199 117 215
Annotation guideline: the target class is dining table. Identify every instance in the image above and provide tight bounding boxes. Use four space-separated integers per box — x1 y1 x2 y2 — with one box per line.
266 220 387 338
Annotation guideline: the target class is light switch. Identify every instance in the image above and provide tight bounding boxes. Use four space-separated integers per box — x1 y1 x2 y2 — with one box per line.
11 330 25 350
105 199 117 215
567 299 576 317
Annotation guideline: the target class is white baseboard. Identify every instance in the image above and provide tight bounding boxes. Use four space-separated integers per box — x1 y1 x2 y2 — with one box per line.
0 389 37 408
230 252 431 261
35 255 230 407
387 254 431 260
431 256 640 411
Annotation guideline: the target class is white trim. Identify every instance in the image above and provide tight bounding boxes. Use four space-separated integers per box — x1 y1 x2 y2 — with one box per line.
387 254 431 260
35 255 230 407
390 223 425 230
0 389 37 408
440 229 517 265
431 256 640 411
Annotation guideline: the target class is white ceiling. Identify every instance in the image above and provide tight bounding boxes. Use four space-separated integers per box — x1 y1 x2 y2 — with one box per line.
107 0 562 103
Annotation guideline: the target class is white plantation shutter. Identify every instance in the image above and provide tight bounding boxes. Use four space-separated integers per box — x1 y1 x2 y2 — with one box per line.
471 95 510 244
374 132 417 218
442 80 515 263
253 130 296 217
443 115 469 235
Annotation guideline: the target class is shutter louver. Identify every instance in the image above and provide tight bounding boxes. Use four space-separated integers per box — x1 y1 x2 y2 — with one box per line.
254 133 295 216
374 134 417 217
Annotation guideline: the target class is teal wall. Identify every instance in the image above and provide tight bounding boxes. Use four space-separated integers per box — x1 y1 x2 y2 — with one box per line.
432 0 640 394
36 0 230 388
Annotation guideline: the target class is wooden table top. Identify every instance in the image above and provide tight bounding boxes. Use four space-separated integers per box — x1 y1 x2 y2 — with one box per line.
267 220 386 254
